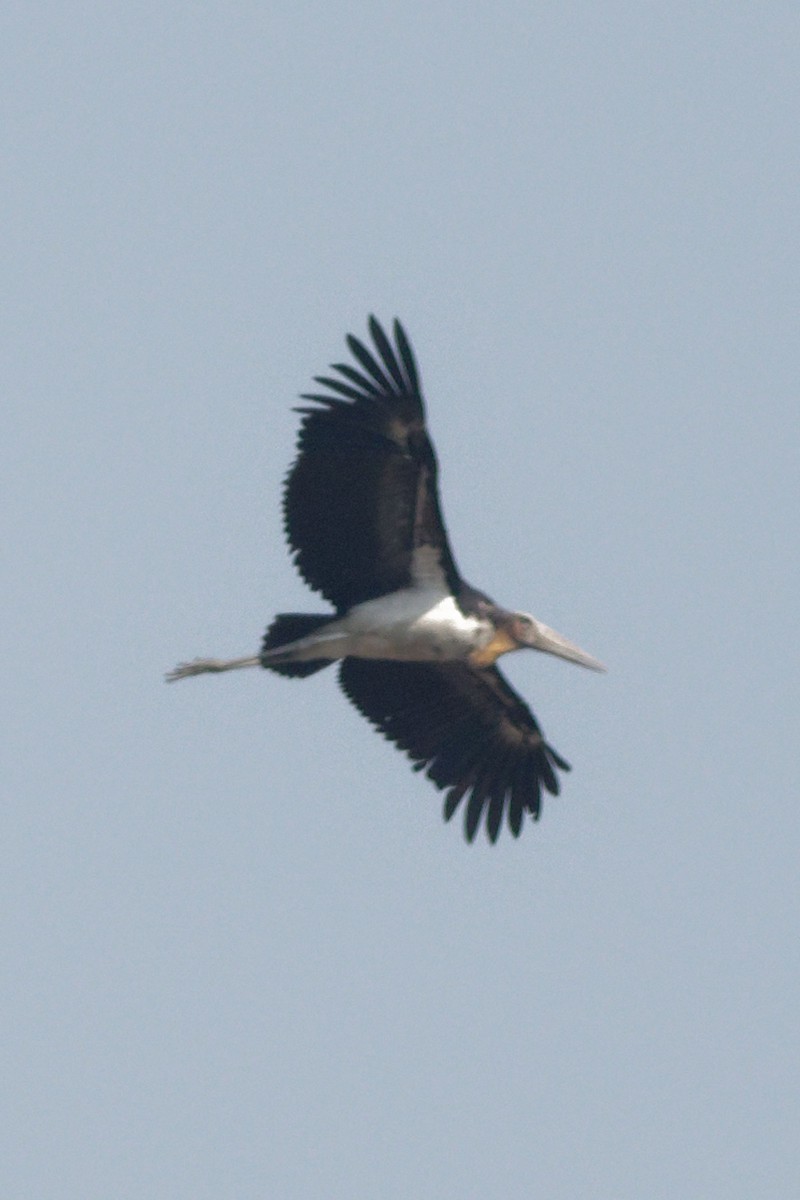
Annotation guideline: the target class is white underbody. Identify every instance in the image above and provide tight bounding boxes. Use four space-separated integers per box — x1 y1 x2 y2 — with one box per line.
273 588 493 665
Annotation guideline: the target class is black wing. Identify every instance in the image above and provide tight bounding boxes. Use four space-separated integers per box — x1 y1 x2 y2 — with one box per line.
284 317 461 611
338 658 570 843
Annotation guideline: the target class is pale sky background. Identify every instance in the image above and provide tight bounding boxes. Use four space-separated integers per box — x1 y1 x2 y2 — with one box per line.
4 3 799 1197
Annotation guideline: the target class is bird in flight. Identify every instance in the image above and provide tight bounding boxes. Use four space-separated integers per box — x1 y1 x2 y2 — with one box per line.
168 317 604 841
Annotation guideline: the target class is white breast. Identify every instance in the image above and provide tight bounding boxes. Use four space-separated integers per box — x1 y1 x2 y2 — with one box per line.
340 589 491 661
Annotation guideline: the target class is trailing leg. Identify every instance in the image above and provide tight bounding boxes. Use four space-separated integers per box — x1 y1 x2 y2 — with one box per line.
165 654 261 682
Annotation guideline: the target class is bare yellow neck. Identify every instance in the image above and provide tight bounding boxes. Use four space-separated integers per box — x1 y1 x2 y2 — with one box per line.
468 627 517 668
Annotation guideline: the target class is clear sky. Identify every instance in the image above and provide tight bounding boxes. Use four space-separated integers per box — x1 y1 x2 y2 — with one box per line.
4 3 799 1197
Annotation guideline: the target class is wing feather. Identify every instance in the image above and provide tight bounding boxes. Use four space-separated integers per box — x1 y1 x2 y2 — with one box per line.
328 363 383 396
283 318 461 609
393 320 421 394
306 376 370 402
346 331 398 394
367 316 406 390
338 659 570 842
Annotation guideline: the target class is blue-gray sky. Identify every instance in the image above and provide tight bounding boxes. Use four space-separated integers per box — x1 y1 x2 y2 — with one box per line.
4 3 799 1196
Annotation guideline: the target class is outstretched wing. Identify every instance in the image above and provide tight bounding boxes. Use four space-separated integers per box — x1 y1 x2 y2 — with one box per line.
284 317 461 611
338 658 570 843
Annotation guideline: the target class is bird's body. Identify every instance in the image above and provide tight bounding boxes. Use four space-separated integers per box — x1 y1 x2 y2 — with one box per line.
277 590 490 665
168 317 603 841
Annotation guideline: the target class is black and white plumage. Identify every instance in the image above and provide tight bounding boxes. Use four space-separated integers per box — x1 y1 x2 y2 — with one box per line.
168 317 604 842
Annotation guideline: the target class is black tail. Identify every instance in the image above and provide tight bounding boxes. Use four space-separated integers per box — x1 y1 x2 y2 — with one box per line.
260 613 337 678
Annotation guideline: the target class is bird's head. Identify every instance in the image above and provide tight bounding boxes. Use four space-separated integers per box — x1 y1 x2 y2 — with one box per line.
507 611 606 672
